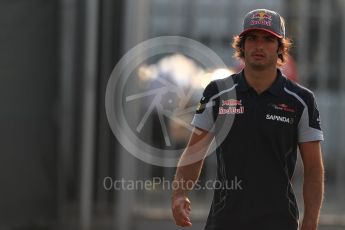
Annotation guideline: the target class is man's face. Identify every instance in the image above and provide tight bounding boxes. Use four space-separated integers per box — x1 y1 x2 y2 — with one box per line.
243 30 280 69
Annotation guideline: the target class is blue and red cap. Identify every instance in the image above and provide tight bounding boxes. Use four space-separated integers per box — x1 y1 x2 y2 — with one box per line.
239 9 286 38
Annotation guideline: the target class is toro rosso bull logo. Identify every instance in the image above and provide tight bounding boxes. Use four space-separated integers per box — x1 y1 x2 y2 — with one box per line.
250 12 272 27
269 103 295 113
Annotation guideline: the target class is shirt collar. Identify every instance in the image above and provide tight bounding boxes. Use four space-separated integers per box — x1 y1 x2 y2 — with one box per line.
237 69 286 96
237 70 250 92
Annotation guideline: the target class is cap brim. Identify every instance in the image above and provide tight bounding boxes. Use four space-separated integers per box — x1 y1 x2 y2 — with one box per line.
239 28 283 38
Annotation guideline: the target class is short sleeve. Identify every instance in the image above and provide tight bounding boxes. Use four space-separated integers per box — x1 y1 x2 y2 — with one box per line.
191 81 218 132
298 93 324 143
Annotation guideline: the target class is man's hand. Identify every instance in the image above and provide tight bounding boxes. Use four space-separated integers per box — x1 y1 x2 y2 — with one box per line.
171 196 192 227
171 128 213 227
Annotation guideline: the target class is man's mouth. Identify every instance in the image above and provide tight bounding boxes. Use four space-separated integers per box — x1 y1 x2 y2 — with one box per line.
252 53 265 58
251 53 266 61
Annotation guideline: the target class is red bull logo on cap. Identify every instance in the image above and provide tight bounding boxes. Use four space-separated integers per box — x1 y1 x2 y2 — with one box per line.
250 11 272 27
251 12 272 21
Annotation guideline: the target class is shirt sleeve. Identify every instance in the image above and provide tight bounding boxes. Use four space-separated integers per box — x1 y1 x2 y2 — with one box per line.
298 92 324 143
191 81 218 132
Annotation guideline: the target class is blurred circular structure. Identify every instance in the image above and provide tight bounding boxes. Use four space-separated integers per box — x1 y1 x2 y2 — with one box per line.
160 91 181 112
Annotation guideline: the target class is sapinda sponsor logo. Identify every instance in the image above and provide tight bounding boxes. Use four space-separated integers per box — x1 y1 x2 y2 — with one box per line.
266 114 294 124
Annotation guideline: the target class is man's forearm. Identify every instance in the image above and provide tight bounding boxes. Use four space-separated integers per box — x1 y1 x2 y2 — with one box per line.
172 128 213 198
172 159 204 197
301 167 324 229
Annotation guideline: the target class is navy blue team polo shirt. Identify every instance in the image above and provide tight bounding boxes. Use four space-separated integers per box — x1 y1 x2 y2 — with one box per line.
191 69 324 230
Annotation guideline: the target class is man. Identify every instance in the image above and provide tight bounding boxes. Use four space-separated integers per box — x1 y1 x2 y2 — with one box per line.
171 9 324 230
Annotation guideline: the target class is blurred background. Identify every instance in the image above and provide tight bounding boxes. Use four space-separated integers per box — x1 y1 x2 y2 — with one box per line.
1 0 345 229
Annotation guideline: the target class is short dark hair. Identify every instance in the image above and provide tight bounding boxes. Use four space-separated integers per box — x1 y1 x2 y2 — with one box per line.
232 34 292 66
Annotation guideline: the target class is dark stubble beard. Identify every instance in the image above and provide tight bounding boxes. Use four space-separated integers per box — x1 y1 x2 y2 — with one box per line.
246 56 278 71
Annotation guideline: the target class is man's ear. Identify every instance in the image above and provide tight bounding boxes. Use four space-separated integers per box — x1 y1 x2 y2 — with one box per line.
277 47 283 55
241 42 245 51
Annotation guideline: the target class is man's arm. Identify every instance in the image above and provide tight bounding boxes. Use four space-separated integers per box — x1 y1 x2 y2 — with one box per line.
299 141 324 230
171 127 214 227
